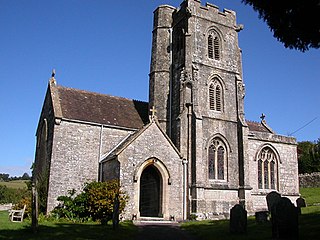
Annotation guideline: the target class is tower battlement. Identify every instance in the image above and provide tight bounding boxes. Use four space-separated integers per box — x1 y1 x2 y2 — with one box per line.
187 0 236 26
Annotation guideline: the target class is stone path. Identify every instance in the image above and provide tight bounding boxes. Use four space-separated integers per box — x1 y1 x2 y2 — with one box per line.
134 221 199 240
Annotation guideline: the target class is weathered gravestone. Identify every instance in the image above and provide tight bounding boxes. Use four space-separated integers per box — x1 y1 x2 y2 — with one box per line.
296 197 306 215
266 191 281 212
230 204 247 234
272 197 299 239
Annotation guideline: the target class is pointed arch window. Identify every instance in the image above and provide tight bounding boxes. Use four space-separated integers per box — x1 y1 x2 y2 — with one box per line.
208 31 221 60
208 138 227 180
209 78 223 112
257 147 278 190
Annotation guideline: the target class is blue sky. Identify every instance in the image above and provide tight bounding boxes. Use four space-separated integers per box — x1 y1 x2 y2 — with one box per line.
0 0 319 177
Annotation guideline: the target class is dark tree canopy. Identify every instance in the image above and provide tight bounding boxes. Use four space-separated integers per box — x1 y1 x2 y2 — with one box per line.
298 139 320 174
242 0 320 51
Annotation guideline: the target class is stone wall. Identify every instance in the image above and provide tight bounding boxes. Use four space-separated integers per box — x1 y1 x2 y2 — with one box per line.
46 120 133 213
247 132 299 211
299 172 320 188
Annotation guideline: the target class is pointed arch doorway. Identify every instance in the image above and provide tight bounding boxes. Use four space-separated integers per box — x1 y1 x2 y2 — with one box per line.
139 165 162 217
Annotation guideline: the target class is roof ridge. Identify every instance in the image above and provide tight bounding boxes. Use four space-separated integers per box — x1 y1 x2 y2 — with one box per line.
245 119 260 124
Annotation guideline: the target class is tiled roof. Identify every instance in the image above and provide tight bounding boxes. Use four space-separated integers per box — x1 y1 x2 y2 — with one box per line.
56 86 149 129
246 120 272 133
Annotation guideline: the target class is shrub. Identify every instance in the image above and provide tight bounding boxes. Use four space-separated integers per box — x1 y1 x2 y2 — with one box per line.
53 180 128 223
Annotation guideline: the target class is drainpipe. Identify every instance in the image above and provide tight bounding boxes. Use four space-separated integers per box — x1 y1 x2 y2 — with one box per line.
186 102 193 219
182 158 188 220
98 125 103 181
168 27 173 138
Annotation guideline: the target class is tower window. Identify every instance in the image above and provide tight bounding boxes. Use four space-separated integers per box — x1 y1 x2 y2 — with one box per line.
209 78 223 112
257 147 278 190
208 31 221 60
208 35 213 59
208 138 227 180
214 37 220 60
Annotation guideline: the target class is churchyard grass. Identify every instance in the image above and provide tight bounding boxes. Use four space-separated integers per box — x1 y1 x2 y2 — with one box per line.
0 211 137 240
300 187 320 206
1 187 319 240
181 187 320 240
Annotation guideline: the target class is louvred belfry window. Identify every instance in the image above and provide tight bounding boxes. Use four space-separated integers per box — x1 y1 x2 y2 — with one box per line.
208 30 221 60
209 78 223 112
214 37 220 60
208 35 214 59
257 147 278 190
208 138 227 180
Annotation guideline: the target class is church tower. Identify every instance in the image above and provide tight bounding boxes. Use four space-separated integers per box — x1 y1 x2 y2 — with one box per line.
150 0 250 216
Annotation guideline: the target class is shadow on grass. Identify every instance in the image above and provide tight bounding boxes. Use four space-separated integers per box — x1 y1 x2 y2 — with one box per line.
181 212 320 240
181 218 272 240
0 221 137 240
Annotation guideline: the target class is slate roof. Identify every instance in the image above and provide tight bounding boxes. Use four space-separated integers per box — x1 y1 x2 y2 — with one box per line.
56 86 149 129
246 120 273 133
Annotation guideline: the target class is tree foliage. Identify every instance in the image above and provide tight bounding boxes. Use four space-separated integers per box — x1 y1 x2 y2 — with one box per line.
298 139 320 174
53 180 128 223
0 184 30 204
242 0 320 51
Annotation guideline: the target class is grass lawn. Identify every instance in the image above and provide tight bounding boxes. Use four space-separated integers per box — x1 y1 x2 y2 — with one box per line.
0 180 29 189
300 187 320 206
1 187 319 240
0 211 137 240
182 187 320 240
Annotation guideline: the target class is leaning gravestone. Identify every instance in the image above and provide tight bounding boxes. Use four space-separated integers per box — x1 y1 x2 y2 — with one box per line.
229 204 247 234
272 197 299 239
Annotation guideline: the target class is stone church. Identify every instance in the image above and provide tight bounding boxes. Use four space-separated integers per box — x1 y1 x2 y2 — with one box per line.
34 0 299 221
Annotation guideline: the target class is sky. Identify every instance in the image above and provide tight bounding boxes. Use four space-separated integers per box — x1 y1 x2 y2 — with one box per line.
0 0 319 177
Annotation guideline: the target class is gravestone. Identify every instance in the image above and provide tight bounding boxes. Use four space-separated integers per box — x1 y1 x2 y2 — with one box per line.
266 191 281 212
272 197 299 239
296 197 306 215
229 204 247 234
255 210 269 223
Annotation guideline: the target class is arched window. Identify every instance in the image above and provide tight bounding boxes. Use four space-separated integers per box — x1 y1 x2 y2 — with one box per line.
209 78 223 112
208 30 221 60
257 147 278 190
208 138 227 180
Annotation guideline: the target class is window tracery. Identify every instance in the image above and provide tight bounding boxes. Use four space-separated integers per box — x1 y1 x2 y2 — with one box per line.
208 138 227 180
257 147 278 190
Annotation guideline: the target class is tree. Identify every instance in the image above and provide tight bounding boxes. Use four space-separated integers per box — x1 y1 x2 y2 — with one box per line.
21 172 31 180
0 173 10 182
242 0 320 51
297 140 320 174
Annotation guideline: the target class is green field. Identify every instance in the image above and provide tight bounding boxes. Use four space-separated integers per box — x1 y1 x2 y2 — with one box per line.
0 180 29 189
